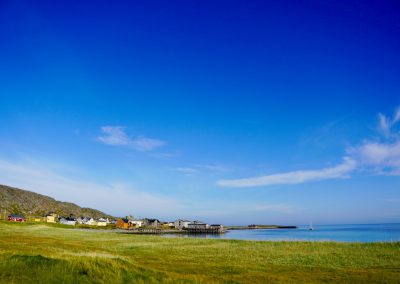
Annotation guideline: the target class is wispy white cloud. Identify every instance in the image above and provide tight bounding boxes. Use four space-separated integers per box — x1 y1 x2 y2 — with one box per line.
150 152 180 159
172 164 230 176
98 126 130 146
98 126 165 151
378 113 391 137
348 140 400 175
348 106 400 175
196 164 231 172
131 136 165 151
0 157 181 217
218 106 400 188
172 167 199 175
218 158 356 188
377 107 400 138
393 107 400 125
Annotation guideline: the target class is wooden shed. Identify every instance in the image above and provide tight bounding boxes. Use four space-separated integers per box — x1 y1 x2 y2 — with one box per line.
116 218 130 229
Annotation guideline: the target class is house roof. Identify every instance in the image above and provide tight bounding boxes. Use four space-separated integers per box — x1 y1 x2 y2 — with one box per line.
9 214 25 218
59 217 76 221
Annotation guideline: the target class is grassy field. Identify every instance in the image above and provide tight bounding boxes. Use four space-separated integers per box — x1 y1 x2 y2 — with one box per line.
0 222 399 283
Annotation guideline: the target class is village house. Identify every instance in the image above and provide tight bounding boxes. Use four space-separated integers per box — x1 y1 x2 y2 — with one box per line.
46 213 57 223
59 217 76 226
187 221 208 230
174 219 191 230
8 214 26 222
96 218 107 226
76 217 108 226
116 218 131 229
143 218 160 228
76 217 86 224
85 218 97 226
130 219 144 228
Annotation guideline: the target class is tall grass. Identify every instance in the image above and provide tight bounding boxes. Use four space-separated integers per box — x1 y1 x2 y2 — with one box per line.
0 222 399 283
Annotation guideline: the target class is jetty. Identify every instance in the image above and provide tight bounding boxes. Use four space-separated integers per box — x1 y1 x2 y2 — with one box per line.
117 228 163 234
183 227 225 234
117 227 225 235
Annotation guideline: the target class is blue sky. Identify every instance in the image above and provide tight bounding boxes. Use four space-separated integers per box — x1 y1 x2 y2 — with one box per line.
0 0 399 225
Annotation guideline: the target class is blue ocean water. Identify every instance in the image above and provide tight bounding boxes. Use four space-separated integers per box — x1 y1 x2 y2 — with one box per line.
164 223 400 242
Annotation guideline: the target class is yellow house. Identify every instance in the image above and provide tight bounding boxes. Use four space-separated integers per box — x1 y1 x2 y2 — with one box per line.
33 217 42 222
96 220 107 226
46 213 57 223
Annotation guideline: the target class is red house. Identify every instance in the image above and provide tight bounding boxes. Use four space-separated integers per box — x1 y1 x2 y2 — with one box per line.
8 214 26 222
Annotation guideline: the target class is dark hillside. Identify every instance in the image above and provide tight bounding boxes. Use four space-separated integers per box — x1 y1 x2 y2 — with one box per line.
0 184 113 218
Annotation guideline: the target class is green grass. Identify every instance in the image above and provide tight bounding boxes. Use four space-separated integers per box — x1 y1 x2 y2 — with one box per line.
0 222 399 283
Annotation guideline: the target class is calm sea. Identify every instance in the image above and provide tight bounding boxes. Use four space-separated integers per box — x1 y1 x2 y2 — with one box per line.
164 223 400 242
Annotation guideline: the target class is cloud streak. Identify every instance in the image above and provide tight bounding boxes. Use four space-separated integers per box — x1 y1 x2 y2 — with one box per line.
349 106 400 175
378 107 400 138
218 158 356 188
218 105 400 188
349 139 400 175
172 164 230 177
172 167 199 175
196 164 231 172
98 126 165 151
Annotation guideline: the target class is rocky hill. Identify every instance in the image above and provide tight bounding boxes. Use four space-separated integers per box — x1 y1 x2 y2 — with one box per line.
0 184 113 219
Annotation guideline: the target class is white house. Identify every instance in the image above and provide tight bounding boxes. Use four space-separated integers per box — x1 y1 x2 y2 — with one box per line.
60 217 76 226
96 219 107 226
77 217 91 224
174 219 191 229
187 221 208 229
85 218 97 226
130 220 144 228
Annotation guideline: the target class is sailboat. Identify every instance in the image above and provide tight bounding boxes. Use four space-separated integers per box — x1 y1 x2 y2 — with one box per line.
308 222 314 231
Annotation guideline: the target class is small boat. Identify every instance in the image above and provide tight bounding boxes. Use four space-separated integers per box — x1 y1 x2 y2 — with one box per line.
308 222 314 231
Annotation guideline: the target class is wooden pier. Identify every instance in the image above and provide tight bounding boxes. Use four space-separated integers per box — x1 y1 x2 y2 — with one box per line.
183 228 225 234
118 228 162 234
117 227 225 235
